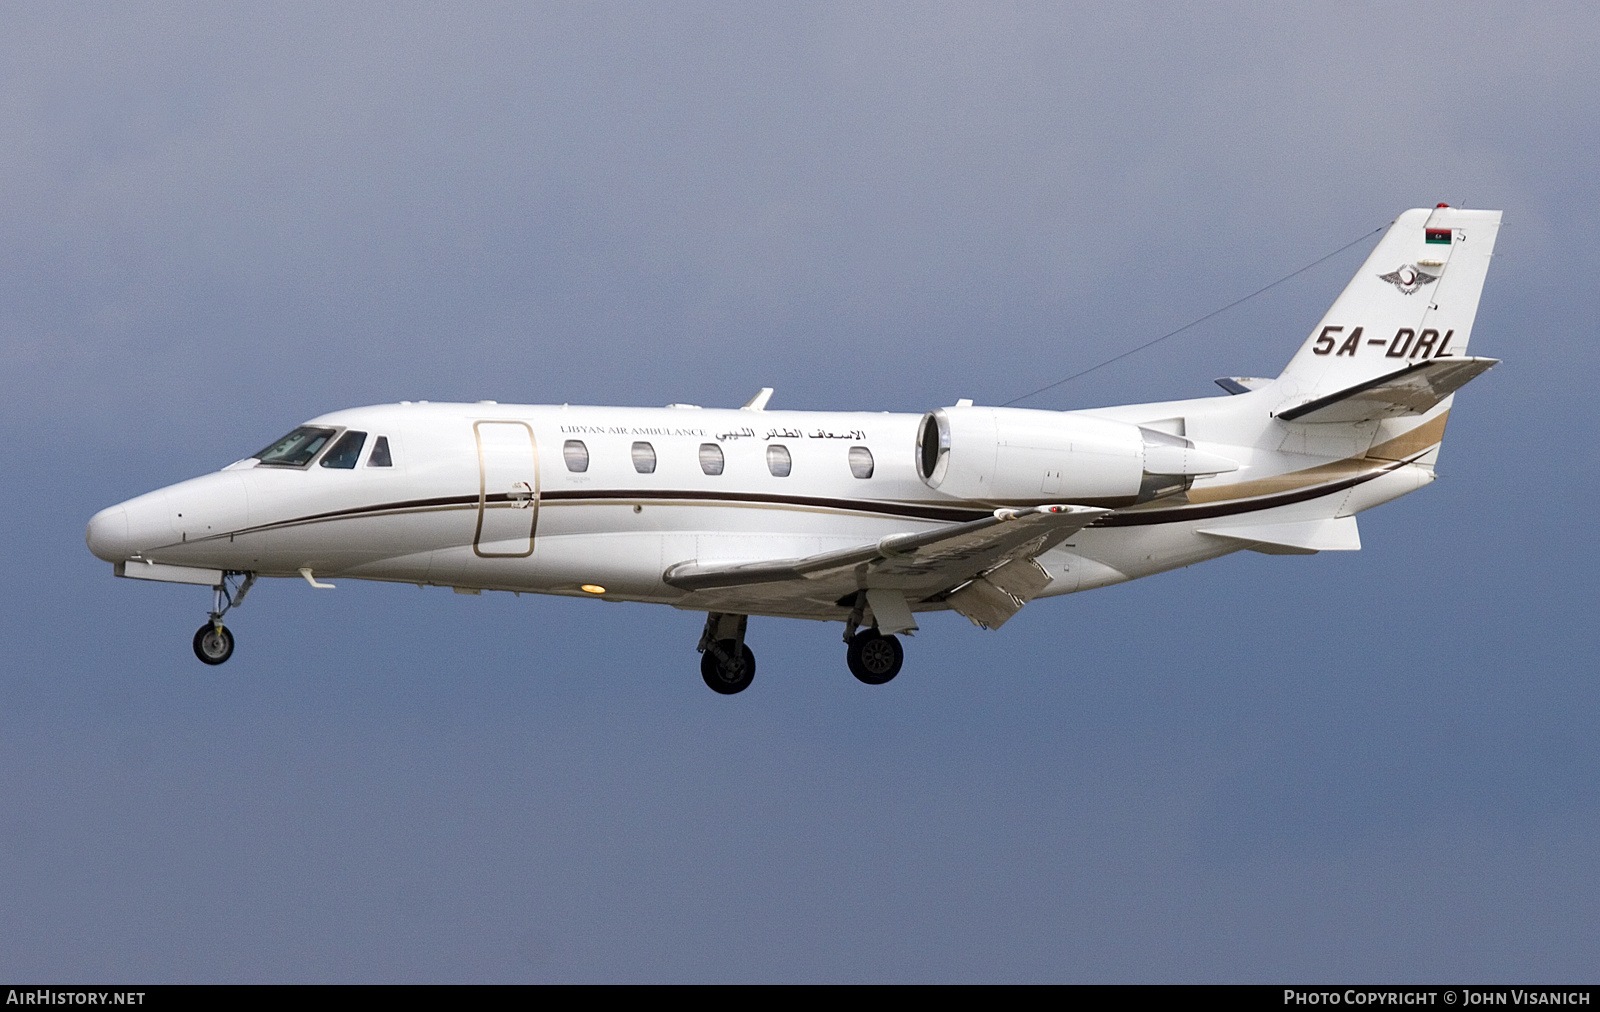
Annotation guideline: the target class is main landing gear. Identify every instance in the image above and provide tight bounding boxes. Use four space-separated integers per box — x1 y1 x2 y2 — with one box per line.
842 590 903 685
193 572 255 666
846 629 903 684
698 612 755 694
693 602 908 694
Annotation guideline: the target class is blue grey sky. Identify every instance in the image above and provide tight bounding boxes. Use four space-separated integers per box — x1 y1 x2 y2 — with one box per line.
3 2 1598 982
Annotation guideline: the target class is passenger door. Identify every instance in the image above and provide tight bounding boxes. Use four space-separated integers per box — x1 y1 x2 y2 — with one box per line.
473 420 538 558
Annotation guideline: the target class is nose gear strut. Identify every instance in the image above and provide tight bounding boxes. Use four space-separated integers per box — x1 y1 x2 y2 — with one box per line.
193 571 255 666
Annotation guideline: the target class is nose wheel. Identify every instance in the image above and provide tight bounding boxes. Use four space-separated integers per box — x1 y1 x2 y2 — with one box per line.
193 623 235 665
190 571 254 666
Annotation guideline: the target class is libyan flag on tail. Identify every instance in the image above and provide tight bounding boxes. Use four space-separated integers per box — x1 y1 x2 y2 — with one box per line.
1425 203 1453 244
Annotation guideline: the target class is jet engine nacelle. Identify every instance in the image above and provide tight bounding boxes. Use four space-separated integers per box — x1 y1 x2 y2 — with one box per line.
915 406 1237 505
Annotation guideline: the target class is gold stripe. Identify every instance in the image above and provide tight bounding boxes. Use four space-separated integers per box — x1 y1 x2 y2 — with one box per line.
1185 410 1449 505
1186 457 1373 504
1365 411 1450 461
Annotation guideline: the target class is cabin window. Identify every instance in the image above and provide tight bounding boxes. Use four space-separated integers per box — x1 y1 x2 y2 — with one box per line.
563 439 590 473
631 441 656 474
848 445 874 479
319 430 367 469
766 444 792 477
367 435 393 467
254 426 337 467
698 443 724 476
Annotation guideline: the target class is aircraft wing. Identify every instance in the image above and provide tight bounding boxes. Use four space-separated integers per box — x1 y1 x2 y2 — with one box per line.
663 504 1109 627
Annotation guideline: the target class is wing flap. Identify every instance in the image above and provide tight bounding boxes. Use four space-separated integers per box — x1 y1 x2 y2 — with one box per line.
944 557 1054 629
1276 357 1497 423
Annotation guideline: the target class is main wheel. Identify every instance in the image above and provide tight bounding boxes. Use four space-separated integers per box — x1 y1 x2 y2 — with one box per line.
847 630 902 684
193 623 234 665
700 639 756 694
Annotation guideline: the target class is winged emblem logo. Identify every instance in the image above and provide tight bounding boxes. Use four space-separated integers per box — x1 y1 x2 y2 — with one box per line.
1377 264 1440 295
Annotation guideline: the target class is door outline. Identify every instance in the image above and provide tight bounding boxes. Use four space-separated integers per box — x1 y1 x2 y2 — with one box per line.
472 420 539 558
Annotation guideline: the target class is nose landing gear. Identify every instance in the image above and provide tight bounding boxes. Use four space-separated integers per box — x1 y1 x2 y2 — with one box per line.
193 623 235 665
193 572 255 666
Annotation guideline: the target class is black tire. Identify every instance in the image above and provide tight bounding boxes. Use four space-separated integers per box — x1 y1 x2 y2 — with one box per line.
700 639 755 694
193 623 234 665
847 630 902 684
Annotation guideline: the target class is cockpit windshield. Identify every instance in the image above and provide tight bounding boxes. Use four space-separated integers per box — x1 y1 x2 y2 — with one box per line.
254 426 338 467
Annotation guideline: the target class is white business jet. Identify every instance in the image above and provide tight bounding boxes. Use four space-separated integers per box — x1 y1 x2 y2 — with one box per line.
87 206 1500 693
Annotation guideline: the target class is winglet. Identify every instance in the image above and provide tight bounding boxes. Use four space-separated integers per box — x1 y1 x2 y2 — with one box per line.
299 567 336 589
741 387 774 411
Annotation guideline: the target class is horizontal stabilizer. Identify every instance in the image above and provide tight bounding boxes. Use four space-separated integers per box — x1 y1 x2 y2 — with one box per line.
1214 376 1272 395
1276 357 1497 423
1197 515 1360 555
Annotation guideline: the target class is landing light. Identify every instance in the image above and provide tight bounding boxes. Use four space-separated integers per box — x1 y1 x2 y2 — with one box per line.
580 584 607 594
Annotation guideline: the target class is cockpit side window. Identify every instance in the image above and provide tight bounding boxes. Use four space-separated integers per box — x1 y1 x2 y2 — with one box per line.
367 435 393 467
255 426 337 467
319 430 367 469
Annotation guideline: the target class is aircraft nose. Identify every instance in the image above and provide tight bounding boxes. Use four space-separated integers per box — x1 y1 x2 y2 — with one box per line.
86 504 132 562
86 489 180 562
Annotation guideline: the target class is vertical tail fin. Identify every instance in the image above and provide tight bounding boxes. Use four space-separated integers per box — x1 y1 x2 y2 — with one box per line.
1279 206 1502 400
